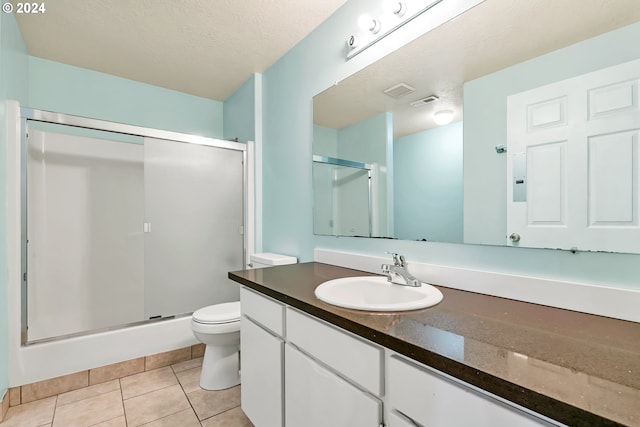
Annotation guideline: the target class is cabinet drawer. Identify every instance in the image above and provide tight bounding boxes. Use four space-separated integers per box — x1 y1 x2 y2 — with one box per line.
286 307 383 395
285 344 382 427
240 287 284 336
387 354 551 427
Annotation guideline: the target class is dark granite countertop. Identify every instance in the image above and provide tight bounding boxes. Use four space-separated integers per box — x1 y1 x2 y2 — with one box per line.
229 262 640 427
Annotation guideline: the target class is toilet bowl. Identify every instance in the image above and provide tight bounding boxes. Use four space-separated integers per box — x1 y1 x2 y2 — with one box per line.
191 254 296 390
191 301 241 390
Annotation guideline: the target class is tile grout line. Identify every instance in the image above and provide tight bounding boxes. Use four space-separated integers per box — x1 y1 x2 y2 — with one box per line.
199 404 243 423
50 394 59 427
124 368 192 426
173 365 202 423
118 378 128 427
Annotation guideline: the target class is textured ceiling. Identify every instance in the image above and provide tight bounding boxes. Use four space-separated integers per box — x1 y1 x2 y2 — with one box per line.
13 0 348 101
313 0 640 138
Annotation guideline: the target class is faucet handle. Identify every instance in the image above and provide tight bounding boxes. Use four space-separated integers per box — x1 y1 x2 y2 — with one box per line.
385 251 405 266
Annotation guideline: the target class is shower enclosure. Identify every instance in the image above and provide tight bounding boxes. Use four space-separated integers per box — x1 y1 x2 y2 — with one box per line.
312 155 372 237
20 108 247 344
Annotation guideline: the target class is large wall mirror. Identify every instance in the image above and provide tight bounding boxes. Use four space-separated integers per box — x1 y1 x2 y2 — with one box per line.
312 0 640 253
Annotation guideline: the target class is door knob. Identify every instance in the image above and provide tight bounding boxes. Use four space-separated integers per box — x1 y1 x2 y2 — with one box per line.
509 233 521 242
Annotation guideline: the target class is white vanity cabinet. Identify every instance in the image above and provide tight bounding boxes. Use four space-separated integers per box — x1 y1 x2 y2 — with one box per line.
285 307 383 427
240 285 559 427
240 288 285 427
285 345 382 427
386 353 556 427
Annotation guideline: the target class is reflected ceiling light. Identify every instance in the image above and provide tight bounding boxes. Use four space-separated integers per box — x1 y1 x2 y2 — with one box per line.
358 14 381 34
433 110 454 125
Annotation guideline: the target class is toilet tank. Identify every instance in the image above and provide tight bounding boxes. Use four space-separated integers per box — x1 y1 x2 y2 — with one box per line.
250 252 297 269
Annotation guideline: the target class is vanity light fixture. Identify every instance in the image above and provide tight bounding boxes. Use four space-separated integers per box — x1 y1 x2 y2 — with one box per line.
346 0 443 59
383 0 407 17
346 0 486 60
346 35 359 49
358 14 382 34
433 110 454 125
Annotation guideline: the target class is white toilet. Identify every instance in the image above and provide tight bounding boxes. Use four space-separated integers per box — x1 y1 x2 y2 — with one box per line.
191 301 241 390
191 252 297 390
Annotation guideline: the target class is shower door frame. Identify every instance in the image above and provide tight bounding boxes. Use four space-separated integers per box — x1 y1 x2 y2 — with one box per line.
19 106 249 345
312 155 373 237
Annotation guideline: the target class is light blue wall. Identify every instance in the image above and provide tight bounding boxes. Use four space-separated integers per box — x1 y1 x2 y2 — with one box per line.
338 112 391 237
313 125 338 157
224 74 255 142
337 112 388 163
29 57 224 138
262 13 640 289
394 121 463 242
0 11 29 402
261 0 402 260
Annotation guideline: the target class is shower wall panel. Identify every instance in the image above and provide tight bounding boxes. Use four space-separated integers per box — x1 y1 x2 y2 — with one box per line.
27 129 145 341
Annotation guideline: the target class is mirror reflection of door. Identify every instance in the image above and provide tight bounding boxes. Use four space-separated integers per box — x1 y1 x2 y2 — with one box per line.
507 58 640 253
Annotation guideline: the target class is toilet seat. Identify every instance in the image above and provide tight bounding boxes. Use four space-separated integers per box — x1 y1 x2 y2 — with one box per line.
193 301 240 324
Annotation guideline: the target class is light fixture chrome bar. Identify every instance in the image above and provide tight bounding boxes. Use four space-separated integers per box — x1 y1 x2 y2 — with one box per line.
346 0 486 60
347 0 443 60
313 155 373 170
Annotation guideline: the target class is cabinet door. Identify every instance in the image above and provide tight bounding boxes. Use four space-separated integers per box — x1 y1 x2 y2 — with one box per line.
241 317 283 427
388 355 553 427
285 344 381 427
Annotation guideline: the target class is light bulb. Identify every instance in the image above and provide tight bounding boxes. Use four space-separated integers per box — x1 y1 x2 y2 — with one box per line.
433 110 454 125
358 14 381 33
383 0 406 16
346 35 359 49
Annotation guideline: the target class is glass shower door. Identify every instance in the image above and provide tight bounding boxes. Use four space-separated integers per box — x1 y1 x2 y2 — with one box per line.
26 128 145 341
312 159 371 237
143 137 244 319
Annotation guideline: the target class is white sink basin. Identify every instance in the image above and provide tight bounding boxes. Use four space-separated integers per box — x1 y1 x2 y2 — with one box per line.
314 276 443 312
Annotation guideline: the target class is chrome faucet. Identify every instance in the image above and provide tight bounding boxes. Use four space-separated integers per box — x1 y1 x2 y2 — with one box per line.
381 253 421 287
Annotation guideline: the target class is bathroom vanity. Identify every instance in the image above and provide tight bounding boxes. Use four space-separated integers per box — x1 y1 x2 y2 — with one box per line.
229 262 640 427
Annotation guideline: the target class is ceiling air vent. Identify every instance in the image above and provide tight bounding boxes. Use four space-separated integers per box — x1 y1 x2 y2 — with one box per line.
409 95 440 107
383 83 416 98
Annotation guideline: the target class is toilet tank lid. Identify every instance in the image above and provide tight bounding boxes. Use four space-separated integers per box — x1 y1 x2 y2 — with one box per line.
193 301 240 324
250 252 297 266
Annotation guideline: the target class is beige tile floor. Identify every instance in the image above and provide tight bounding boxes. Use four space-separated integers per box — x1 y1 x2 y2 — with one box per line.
1 358 254 427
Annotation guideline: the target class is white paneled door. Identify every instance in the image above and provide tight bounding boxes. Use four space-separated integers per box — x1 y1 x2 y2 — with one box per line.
507 59 640 253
